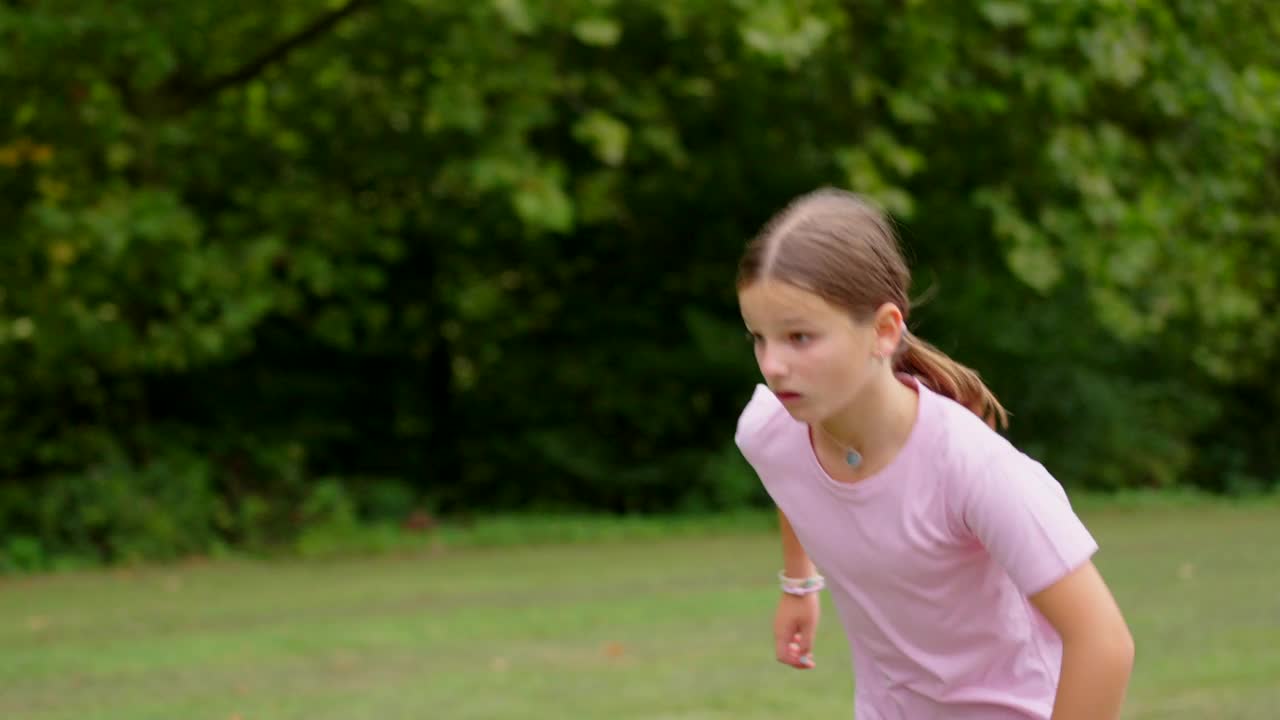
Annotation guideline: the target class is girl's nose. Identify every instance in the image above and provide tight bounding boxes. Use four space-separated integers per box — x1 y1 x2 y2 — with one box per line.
758 345 788 381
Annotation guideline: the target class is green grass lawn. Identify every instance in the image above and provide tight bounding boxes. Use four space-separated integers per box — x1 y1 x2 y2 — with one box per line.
3 501 1278 719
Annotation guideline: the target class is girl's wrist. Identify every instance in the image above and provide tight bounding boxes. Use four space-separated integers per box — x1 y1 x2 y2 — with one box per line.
779 570 825 596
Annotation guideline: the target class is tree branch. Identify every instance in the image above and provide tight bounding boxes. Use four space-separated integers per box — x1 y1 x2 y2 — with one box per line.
156 0 378 116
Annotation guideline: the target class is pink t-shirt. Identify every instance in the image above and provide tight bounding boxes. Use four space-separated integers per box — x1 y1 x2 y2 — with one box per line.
735 375 1098 719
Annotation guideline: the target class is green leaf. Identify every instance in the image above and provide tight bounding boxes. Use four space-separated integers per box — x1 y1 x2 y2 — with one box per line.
513 167 575 233
738 3 830 69
979 1 1031 29
572 111 630 167
1007 241 1064 294
493 0 536 34
573 17 621 47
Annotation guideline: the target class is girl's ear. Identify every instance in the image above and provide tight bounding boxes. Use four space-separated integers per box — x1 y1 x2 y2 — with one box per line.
872 302 905 356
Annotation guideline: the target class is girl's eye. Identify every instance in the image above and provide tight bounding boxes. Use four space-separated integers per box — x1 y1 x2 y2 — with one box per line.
789 332 811 344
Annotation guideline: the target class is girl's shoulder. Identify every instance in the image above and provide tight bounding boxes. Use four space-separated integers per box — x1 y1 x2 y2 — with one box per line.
922 384 1036 480
733 384 797 460
927 389 1078 537
922 387 1095 593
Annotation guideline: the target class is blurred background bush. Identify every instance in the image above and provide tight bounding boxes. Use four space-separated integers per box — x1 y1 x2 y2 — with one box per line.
1 0 1276 568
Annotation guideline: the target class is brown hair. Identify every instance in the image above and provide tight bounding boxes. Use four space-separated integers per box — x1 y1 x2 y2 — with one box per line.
737 188 1009 430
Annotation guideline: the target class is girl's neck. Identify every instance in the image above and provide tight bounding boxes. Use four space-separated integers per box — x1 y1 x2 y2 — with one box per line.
817 371 919 466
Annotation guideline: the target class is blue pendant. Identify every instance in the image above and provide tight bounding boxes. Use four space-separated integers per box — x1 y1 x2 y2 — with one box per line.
845 449 862 467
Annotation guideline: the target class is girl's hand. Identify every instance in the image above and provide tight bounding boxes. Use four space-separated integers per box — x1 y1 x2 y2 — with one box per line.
774 592 820 669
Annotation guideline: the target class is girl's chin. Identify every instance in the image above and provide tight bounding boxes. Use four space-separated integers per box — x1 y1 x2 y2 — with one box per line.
781 404 821 424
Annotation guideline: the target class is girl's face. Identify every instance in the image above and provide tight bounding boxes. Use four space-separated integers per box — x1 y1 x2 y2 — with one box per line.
738 280 896 424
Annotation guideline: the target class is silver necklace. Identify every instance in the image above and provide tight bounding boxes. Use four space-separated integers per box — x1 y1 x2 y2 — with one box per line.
814 423 863 468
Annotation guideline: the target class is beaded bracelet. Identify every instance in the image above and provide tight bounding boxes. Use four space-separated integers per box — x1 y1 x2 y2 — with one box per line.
779 570 825 596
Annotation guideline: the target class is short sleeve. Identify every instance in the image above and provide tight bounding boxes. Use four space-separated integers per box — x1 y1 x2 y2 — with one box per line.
734 384 784 459
958 452 1099 597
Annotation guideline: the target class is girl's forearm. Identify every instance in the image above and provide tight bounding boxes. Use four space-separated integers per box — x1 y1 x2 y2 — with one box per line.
1050 635 1135 720
778 509 816 578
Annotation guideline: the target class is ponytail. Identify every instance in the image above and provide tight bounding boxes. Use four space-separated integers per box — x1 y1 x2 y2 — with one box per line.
894 331 1008 430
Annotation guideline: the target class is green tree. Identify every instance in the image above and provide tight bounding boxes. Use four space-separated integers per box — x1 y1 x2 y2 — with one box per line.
0 0 1275 565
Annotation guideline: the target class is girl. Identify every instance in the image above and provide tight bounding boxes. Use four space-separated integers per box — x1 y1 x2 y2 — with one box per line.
734 189 1135 719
